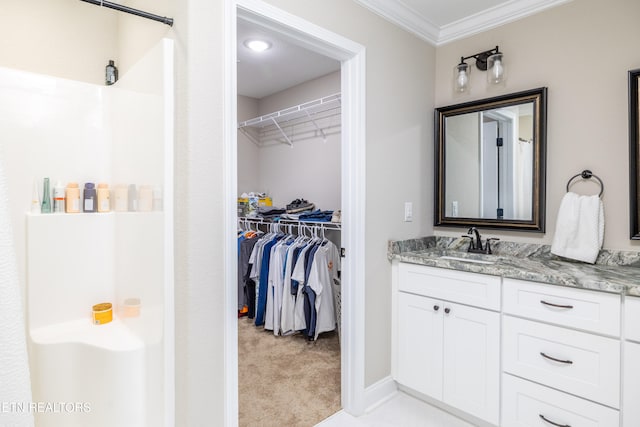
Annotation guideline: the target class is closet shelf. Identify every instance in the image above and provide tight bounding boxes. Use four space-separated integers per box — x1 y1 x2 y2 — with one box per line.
238 93 341 147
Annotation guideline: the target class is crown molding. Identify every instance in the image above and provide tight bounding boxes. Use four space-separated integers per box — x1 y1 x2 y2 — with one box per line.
355 0 573 46
353 0 440 45
438 0 573 45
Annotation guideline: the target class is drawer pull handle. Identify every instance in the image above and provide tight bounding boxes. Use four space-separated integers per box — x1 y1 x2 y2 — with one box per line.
444 307 451 314
539 414 571 427
540 300 574 309
540 352 573 365
433 305 440 311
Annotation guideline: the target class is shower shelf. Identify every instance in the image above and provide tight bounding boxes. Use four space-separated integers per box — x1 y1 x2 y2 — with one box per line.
238 93 341 147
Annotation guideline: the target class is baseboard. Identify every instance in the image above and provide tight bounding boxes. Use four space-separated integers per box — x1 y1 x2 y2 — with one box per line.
364 376 398 413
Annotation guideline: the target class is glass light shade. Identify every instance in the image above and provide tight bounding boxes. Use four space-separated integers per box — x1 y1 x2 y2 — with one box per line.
454 62 470 93
486 52 505 84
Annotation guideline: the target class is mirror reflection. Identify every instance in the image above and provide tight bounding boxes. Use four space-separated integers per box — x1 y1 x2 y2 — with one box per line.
435 88 547 232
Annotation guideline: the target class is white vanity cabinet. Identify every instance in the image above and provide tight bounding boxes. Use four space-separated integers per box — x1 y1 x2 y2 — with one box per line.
392 262 501 425
502 278 621 427
624 296 640 427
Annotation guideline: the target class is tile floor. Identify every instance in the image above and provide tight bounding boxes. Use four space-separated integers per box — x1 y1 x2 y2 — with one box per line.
315 392 475 427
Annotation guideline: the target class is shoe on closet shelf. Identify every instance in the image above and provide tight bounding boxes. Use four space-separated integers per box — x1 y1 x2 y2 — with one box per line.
286 198 315 214
331 210 342 223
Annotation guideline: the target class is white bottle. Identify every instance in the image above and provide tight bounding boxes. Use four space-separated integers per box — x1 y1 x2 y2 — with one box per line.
53 181 65 213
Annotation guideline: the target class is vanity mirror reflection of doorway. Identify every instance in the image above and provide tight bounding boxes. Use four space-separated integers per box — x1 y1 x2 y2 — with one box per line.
228 1 367 426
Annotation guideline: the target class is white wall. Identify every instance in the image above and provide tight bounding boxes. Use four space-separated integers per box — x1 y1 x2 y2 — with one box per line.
434 0 640 251
250 71 341 211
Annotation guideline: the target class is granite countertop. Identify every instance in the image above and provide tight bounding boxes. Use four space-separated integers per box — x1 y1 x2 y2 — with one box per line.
388 236 640 296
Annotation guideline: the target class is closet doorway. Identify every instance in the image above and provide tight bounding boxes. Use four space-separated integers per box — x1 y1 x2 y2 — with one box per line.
228 2 367 425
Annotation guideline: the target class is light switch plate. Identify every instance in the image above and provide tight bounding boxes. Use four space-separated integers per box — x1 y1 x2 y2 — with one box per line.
404 202 413 222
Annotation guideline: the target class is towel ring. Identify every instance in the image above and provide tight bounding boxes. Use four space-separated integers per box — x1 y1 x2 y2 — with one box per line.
566 170 604 197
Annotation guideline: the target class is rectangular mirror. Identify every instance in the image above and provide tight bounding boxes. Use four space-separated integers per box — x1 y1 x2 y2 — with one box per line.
435 87 547 232
629 69 640 240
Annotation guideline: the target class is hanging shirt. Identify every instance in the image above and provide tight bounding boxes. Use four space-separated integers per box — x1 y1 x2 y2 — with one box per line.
291 242 316 331
307 240 341 340
255 235 283 326
280 239 306 335
265 239 291 333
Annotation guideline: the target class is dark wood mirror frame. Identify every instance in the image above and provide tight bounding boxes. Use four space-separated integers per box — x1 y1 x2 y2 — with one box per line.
434 87 548 232
629 69 640 240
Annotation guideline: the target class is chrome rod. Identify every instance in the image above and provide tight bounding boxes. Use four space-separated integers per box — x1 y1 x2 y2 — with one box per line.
79 0 173 26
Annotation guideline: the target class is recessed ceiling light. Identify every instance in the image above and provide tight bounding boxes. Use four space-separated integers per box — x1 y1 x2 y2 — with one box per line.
244 39 272 53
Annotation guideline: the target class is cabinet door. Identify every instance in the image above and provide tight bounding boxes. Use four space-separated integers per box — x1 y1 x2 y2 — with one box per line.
396 292 443 399
442 302 500 425
624 342 640 427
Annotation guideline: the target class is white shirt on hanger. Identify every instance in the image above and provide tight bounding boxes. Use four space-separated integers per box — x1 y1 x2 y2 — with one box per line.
307 241 340 340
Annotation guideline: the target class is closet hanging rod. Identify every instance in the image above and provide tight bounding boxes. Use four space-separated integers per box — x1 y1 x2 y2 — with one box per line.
79 0 174 26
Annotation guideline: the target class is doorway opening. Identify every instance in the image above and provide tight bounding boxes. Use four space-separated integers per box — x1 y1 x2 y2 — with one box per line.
224 1 367 425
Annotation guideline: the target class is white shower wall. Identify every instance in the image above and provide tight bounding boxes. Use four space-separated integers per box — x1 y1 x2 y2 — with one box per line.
0 39 173 427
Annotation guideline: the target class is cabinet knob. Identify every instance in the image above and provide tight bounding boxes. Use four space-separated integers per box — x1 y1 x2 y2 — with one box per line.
444 307 451 314
433 305 440 311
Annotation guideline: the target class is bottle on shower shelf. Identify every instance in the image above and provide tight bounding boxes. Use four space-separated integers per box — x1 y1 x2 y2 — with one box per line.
97 183 110 213
65 182 80 213
53 181 65 213
30 181 40 214
83 183 97 213
41 178 52 213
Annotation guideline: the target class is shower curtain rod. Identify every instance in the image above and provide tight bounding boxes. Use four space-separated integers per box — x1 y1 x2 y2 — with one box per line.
79 0 174 26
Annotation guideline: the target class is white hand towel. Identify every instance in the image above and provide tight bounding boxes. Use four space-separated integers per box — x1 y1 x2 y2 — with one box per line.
551 192 604 264
0 158 34 426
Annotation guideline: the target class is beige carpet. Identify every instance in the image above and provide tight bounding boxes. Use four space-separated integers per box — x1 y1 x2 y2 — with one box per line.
238 317 341 427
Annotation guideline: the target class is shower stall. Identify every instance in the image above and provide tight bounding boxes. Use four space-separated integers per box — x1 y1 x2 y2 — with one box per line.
0 39 174 427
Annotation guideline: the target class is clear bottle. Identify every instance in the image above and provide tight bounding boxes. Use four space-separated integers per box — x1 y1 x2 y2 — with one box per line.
65 182 80 213
83 183 97 213
30 181 40 214
41 178 52 213
53 181 65 213
97 183 110 213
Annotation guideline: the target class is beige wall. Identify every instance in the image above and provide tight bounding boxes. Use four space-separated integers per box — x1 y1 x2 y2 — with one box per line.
0 0 171 85
263 0 436 387
0 0 118 85
238 95 261 195
435 0 640 251
255 71 341 211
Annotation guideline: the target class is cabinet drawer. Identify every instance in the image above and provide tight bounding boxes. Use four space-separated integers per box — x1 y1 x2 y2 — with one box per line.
503 316 620 408
625 296 640 343
502 374 620 427
399 263 500 310
503 278 621 336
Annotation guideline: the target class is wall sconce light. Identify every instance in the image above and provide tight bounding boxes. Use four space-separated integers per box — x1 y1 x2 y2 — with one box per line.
454 46 504 92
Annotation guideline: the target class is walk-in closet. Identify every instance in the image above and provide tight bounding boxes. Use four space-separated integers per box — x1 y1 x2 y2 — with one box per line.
236 17 343 427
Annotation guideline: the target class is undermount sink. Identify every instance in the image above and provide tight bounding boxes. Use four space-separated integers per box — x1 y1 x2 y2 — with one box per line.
439 255 495 265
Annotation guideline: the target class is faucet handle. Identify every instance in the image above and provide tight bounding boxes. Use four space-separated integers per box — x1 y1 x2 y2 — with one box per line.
485 237 500 254
461 235 474 250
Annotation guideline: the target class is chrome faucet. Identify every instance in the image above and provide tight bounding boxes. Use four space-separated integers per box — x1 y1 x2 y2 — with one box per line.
462 227 499 254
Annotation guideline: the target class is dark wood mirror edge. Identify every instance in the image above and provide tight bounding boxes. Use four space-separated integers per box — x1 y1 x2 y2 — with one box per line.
629 69 640 240
434 87 548 233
